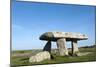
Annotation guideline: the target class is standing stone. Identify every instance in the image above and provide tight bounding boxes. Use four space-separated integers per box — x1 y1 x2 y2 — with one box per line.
43 41 51 53
39 32 88 56
57 38 68 56
71 40 79 55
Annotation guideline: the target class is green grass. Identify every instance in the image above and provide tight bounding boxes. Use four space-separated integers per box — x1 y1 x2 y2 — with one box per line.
12 49 42 54
11 46 96 67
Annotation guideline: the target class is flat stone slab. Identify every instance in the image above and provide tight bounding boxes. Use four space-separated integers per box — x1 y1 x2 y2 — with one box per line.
40 32 88 41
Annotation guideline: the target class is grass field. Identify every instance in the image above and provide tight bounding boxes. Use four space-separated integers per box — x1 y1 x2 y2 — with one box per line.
11 45 96 67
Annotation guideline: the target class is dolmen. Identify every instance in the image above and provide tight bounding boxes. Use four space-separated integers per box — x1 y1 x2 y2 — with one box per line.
29 32 88 63
39 32 88 56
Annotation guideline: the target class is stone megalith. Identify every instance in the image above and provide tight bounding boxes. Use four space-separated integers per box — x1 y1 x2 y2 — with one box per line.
71 40 79 55
57 38 68 56
43 41 51 53
29 51 50 63
39 32 88 56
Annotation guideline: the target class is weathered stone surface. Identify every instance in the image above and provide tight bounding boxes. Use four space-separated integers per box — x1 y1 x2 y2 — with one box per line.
57 38 68 56
43 41 51 53
40 32 88 41
29 51 50 63
39 32 88 57
71 40 79 55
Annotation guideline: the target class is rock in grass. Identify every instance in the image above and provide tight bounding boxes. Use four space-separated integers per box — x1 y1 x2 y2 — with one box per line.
29 51 50 63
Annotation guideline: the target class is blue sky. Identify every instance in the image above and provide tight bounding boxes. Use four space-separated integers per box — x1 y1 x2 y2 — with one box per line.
12 0 96 50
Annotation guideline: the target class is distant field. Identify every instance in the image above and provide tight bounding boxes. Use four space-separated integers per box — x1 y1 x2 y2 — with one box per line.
11 46 96 67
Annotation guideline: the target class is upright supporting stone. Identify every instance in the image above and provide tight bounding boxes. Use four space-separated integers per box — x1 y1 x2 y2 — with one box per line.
40 32 88 57
57 38 68 56
71 40 79 55
43 41 51 53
